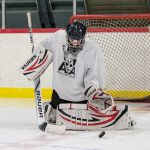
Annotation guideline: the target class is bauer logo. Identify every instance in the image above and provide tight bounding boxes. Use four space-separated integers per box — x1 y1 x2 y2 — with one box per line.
87 88 96 98
21 55 36 70
36 90 43 118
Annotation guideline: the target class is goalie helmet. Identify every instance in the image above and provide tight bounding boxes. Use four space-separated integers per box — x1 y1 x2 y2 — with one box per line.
66 21 87 54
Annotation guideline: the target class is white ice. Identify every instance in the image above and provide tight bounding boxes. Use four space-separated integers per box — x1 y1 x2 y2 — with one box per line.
0 98 150 150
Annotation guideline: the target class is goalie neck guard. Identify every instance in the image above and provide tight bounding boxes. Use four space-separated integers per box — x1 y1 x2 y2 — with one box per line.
66 21 87 54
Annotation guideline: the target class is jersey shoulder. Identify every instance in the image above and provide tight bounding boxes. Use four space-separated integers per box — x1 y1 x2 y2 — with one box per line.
54 29 66 38
84 38 99 54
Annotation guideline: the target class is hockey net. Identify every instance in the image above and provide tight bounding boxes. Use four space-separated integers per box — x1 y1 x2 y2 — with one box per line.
70 14 150 100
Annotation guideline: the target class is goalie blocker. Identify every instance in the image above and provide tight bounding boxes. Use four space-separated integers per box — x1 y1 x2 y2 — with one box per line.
20 45 53 81
55 103 135 131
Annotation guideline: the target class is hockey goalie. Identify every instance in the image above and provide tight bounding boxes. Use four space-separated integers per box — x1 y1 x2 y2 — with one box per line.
20 21 135 131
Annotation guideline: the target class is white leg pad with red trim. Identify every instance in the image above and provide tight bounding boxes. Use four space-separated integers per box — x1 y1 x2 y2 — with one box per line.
56 103 135 131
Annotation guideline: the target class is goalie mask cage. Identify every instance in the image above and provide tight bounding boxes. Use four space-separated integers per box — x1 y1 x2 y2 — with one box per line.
70 14 150 100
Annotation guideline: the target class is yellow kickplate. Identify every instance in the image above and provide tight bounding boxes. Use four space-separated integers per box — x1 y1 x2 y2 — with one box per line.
0 87 52 100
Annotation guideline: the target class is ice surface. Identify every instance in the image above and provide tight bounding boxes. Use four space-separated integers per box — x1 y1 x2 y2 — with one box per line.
0 99 150 150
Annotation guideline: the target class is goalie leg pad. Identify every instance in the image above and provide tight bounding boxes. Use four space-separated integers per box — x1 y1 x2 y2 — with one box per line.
43 101 56 124
43 102 67 134
45 124 66 134
56 103 135 131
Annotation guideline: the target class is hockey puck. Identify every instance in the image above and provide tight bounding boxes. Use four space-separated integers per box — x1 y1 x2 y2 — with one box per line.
39 122 47 131
98 131 105 138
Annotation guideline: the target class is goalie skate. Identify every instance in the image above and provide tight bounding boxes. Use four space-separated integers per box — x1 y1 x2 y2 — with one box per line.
56 103 135 131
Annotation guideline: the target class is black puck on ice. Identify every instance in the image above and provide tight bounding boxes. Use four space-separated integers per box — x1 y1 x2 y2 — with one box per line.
98 131 105 138
39 122 47 131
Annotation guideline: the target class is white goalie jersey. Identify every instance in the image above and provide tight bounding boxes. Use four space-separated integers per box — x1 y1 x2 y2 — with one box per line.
39 30 105 101
21 29 105 102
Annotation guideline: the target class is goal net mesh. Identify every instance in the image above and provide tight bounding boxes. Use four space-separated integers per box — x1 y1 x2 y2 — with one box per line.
70 14 150 100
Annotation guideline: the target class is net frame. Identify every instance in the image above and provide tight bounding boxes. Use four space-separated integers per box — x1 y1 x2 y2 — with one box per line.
70 14 150 101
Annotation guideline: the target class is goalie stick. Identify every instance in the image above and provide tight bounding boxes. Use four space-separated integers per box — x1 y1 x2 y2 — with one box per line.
26 12 66 134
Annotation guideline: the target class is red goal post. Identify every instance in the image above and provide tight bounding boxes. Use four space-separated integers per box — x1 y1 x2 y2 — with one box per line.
70 14 150 100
